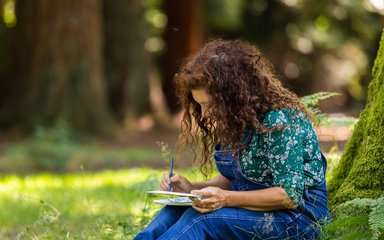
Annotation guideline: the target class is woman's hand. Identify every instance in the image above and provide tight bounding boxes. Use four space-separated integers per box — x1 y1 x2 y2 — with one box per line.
190 187 229 213
160 172 193 193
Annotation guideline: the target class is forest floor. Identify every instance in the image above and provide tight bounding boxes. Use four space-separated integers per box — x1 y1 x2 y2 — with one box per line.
0 125 352 173
99 125 352 169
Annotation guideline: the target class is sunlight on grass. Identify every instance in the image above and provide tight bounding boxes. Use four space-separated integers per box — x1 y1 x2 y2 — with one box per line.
0 169 165 238
0 159 378 239
0 168 207 239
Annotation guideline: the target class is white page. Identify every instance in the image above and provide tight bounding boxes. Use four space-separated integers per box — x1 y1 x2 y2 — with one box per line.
146 190 202 199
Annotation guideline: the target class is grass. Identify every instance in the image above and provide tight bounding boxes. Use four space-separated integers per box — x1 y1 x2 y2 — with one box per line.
325 215 371 240
0 138 160 173
1 168 379 240
0 169 155 239
0 168 207 239
0 120 380 239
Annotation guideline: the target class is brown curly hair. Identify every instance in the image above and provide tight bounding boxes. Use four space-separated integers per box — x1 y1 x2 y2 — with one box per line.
174 39 310 176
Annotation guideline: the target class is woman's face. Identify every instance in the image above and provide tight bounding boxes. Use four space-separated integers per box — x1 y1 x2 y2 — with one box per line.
191 88 211 119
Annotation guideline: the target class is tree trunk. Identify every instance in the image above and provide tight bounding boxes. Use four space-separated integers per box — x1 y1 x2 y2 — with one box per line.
328 29 384 205
0 12 13 114
162 0 203 113
3 0 114 133
103 0 150 122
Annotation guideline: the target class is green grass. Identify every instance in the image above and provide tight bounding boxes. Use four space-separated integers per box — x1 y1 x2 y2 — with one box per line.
0 168 207 239
1 168 381 239
0 139 160 173
0 126 380 239
0 169 186 239
325 215 372 240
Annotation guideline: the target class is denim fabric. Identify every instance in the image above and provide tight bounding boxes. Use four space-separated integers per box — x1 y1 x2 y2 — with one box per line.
134 149 330 240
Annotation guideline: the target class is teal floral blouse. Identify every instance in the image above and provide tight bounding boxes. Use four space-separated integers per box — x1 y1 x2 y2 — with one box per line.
240 109 325 206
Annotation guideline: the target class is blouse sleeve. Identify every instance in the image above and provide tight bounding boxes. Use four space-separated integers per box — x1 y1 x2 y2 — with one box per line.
263 110 305 206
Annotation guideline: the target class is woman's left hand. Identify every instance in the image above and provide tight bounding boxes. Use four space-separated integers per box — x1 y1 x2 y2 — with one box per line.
190 187 229 213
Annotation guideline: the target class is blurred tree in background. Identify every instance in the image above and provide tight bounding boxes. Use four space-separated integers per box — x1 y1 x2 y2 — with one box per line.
103 0 151 123
203 0 383 113
0 0 114 134
0 0 382 136
162 0 202 113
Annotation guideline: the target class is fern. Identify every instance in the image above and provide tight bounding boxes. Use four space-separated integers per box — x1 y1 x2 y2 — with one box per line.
369 202 384 240
301 92 341 107
301 92 358 128
340 197 384 240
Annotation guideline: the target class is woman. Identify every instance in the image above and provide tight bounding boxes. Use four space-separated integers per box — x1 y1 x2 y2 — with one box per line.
134 39 330 239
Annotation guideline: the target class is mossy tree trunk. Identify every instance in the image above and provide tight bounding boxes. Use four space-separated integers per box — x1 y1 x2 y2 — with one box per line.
1 0 115 134
328 29 384 206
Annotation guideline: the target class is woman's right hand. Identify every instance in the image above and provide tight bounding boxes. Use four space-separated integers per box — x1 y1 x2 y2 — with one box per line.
160 172 193 193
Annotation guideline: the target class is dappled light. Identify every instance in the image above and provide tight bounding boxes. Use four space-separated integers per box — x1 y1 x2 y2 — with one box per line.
0 168 208 238
144 37 165 53
1 0 16 27
0 0 383 238
0 169 163 237
364 0 384 14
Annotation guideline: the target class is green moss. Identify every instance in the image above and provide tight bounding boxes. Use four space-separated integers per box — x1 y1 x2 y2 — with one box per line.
325 215 371 240
328 29 384 206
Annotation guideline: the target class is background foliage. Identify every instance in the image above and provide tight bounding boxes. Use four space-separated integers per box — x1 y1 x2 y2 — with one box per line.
0 0 382 133
0 0 383 239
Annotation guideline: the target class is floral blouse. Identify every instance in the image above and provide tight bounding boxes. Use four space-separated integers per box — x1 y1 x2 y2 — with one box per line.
240 109 325 206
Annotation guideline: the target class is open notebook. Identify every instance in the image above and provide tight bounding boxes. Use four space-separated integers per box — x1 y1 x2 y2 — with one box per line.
146 190 202 206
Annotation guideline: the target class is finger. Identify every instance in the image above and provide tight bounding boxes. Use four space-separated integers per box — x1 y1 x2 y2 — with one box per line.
163 172 171 184
197 197 221 208
159 181 168 191
200 202 217 210
191 190 211 199
192 206 206 213
192 204 214 213
160 178 172 191
189 197 201 205
169 173 180 183
159 181 165 191
194 200 212 209
192 205 203 213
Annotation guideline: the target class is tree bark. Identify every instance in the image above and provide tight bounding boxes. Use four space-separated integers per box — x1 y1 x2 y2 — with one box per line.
103 0 150 122
4 0 114 133
328 29 384 206
162 0 203 113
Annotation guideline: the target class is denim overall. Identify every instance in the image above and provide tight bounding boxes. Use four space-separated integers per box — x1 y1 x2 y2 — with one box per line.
134 148 330 240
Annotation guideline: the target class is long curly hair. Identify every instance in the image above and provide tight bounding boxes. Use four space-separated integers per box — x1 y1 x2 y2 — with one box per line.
174 39 310 176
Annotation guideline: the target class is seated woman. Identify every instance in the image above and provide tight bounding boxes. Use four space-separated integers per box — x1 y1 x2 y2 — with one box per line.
134 39 330 240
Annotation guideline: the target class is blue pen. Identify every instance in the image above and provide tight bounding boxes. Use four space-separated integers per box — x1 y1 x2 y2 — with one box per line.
168 157 175 192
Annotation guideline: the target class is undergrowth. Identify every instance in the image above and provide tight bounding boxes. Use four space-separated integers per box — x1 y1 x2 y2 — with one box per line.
0 120 159 173
325 197 384 240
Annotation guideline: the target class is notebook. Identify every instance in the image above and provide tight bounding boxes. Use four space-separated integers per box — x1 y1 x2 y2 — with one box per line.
146 190 202 206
